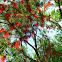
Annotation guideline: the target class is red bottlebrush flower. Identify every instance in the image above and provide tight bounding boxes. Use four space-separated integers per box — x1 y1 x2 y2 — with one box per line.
5 5 7 7
34 16 38 18
46 49 49 53
28 16 31 19
47 2 52 6
32 14 35 16
0 4 5 10
24 25 29 30
50 46 53 49
26 40 28 43
32 32 35 35
14 13 17 16
3 0 6 2
26 0 29 1
13 42 16 46
27 5 32 12
1 55 6 62
35 23 39 27
20 49 23 52
5 14 10 19
15 41 20 49
24 36 27 39
0 52 1 55
7 41 10 45
19 38 22 41
21 1 24 4
12 3 16 7
19 38 22 46
49 15 51 19
0 28 5 33
44 5 46 11
45 54 48 58
11 45 13 48
40 24 43 27
52 44 54 46
54 50 57 53
0 8 3 13
4 32 9 39
38 8 41 12
15 22 20 27
50 51 52 56
41 16 46 23
23 59 26 62
10 25 14 30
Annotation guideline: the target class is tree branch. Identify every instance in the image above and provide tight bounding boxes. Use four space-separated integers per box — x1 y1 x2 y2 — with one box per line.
0 22 7 24
57 0 62 18
49 19 62 30
18 49 39 62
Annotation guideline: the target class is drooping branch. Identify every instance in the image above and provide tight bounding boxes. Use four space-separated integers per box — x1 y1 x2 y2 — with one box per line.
57 0 62 18
54 0 58 4
0 22 7 24
18 49 39 62
49 19 62 30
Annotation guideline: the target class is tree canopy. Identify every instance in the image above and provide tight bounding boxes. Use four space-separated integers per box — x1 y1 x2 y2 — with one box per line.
0 0 62 62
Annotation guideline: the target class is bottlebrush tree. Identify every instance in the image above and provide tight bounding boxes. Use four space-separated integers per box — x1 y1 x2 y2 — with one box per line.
0 0 62 62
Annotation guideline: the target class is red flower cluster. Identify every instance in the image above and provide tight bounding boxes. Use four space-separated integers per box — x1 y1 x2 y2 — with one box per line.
0 4 5 13
4 32 9 39
3 0 6 2
32 14 38 18
15 22 20 27
10 25 14 30
5 14 10 19
27 5 32 12
1 55 6 62
21 1 24 4
15 41 20 49
0 28 5 33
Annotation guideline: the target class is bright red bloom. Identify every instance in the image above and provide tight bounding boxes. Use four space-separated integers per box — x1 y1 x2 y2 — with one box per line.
11 45 13 48
15 41 20 49
0 8 3 13
0 4 5 10
0 28 5 33
15 22 20 27
7 41 10 45
1 55 6 62
34 16 38 18
14 13 17 16
54 50 57 53
21 1 24 4
47 2 52 6
26 0 29 1
5 14 10 19
27 5 32 12
50 51 52 56
38 8 41 12
44 5 46 11
40 24 43 27
13 42 16 46
4 32 9 39
32 32 35 35
23 59 26 62
46 49 49 53
10 25 14 30
20 49 23 52
45 54 48 58
3 0 6 2
35 23 39 27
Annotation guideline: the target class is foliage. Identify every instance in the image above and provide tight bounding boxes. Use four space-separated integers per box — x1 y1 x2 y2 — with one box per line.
0 0 62 62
